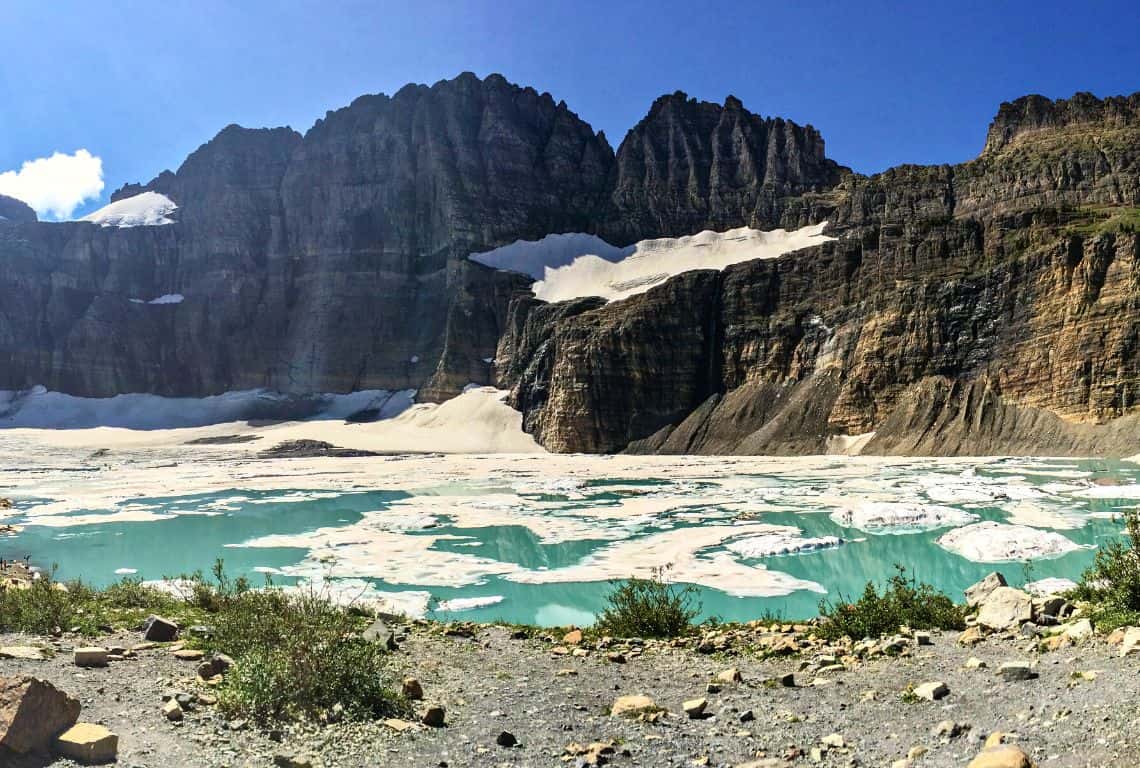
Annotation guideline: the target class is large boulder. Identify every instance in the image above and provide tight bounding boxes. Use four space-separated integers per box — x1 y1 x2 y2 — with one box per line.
0 676 81 754
976 586 1033 631
965 572 1008 608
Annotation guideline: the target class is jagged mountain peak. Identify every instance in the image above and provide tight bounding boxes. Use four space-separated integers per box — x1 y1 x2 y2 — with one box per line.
983 89 1140 153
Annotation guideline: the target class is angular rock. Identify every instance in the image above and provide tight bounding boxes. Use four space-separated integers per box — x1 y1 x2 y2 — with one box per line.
73 647 109 668
421 705 446 727
998 662 1038 682
562 629 583 645
611 694 657 717
0 676 82 754
162 699 184 721
495 730 518 747
912 681 949 701
976 587 1033 631
965 572 1008 607
53 723 118 764
682 697 708 718
716 667 743 684
143 615 179 642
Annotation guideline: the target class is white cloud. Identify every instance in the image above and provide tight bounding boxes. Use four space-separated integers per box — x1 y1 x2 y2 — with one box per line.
0 150 105 220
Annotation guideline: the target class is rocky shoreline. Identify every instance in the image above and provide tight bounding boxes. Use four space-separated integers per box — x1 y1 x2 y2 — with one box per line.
2 574 1139 767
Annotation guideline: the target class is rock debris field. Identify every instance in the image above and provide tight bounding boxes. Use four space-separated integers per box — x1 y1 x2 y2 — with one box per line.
4 577 1140 768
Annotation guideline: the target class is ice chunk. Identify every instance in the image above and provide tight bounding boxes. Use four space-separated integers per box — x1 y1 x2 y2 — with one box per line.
830 501 978 533
937 521 1088 562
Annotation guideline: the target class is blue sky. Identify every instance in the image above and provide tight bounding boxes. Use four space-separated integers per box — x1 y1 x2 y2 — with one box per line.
2 0 1139 219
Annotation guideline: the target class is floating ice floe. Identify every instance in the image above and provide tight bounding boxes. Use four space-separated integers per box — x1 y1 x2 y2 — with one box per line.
726 531 845 558
829 501 978 533
129 293 184 305
436 595 505 612
472 223 833 303
1024 577 1078 596
1002 501 1086 530
80 191 177 228
936 521 1088 562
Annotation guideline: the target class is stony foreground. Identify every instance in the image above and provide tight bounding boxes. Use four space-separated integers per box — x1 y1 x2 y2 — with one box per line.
2 614 1140 768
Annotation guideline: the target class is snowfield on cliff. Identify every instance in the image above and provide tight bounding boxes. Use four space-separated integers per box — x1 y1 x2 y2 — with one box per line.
470 222 834 302
80 191 178 227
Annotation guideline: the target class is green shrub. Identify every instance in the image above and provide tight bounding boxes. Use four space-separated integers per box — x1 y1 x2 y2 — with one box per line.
1069 509 1140 631
594 568 700 638
816 565 965 641
212 588 406 723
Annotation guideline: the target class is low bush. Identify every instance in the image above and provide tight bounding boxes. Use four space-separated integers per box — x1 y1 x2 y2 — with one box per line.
815 565 965 641
212 588 405 723
0 570 175 635
1069 509 1140 631
593 567 701 638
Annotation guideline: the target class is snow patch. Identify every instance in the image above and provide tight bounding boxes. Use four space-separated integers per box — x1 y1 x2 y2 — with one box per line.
81 191 177 228
937 521 1088 562
470 232 632 278
471 223 833 303
0 385 415 430
830 501 978 533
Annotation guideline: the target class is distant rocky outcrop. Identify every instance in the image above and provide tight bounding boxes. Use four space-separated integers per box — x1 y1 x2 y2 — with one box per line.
0 194 35 223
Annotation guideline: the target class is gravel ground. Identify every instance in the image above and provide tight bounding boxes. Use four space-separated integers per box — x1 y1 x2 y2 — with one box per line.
3 621 1140 768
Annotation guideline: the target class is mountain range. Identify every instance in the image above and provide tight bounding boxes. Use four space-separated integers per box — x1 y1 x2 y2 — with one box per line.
2 73 1140 455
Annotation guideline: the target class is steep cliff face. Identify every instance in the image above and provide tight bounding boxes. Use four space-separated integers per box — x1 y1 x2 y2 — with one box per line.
5 78 1140 457
0 73 614 398
503 91 1140 455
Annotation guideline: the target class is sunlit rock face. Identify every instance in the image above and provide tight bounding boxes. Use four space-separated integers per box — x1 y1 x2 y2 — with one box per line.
498 91 1140 455
6 77 1140 458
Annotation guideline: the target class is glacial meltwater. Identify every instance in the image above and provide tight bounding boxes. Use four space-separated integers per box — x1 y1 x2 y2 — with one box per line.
2 439 1136 625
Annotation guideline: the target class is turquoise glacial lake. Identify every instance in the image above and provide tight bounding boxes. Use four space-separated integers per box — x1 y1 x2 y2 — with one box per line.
2 453 1137 626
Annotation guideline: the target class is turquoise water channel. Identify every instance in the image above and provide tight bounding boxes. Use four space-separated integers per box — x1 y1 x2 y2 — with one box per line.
2 458 1136 625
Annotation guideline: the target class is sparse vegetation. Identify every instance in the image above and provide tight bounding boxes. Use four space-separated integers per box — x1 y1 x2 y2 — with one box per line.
0 568 177 635
1069 509 1140 631
1063 205 1140 238
1 560 406 725
815 565 965 641
593 566 701 639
